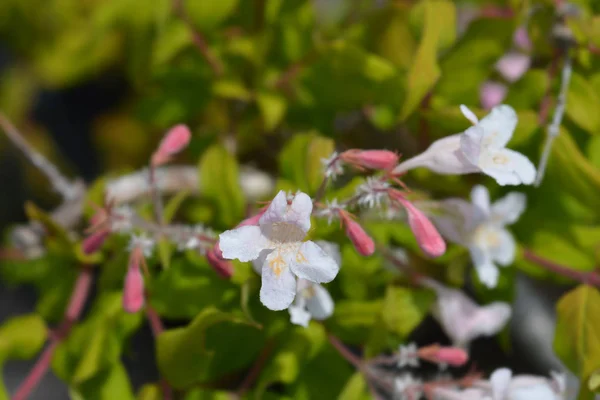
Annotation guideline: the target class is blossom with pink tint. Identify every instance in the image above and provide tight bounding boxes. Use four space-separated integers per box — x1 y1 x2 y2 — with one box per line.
236 207 268 228
123 247 145 313
480 81 508 111
151 124 192 166
418 344 469 367
496 52 531 83
513 27 532 52
206 242 234 278
82 229 110 255
389 191 446 257
340 149 399 171
339 210 375 256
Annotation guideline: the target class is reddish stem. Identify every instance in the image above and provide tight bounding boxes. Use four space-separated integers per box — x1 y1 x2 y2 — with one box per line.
524 250 600 287
236 339 275 396
327 334 363 369
145 305 173 400
12 267 93 400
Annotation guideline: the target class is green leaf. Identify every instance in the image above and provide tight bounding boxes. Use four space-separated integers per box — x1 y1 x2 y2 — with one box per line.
0 314 47 363
157 307 257 389
255 324 325 398
24 201 72 251
381 286 434 338
279 132 334 194
554 285 600 383
212 79 253 101
338 372 369 400
400 0 455 120
257 91 288 131
137 384 162 400
163 190 190 223
589 369 600 392
184 0 239 31
73 362 135 400
199 144 246 227
567 73 600 134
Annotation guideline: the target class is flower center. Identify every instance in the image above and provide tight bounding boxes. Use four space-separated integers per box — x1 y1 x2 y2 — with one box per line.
264 221 306 243
473 225 501 248
492 154 509 165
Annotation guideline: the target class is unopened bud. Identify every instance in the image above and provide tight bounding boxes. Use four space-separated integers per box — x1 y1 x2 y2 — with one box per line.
82 229 110 255
123 252 145 313
390 192 446 257
151 124 191 166
340 211 375 256
480 81 507 111
340 150 399 171
236 207 268 228
418 344 468 367
206 243 234 278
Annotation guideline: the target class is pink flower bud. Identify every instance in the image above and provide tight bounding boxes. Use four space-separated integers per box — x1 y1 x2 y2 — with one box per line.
206 243 234 278
340 211 375 256
151 124 191 166
390 192 446 257
480 81 508 110
123 253 145 313
418 344 469 367
236 207 268 228
513 27 531 52
495 52 531 83
82 229 110 255
341 150 399 171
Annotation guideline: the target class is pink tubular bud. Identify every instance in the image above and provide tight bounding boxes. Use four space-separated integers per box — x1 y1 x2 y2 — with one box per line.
480 81 507 111
340 150 399 171
390 191 446 257
236 207 268 228
418 345 469 367
206 243 234 278
340 211 375 256
151 124 192 166
82 229 110 255
123 251 145 313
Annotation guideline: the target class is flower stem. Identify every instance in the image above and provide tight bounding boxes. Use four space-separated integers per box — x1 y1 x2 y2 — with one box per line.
523 249 600 287
236 339 275 397
12 266 93 400
145 305 173 400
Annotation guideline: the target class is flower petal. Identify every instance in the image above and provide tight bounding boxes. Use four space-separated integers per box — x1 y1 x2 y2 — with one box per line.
470 184 491 216
461 302 511 342
490 229 516 266
460 104 479 125
219 225 271 262
252 249 273 274
460 126 484 166
315 240 342 266
491 192 527 226
260 190 313 235
477 104 518 149
289 305 311 327
290 241 340 283
305 284 334 320
469 245 499 288
480 148 536 186
490 368 513 400
510 384 557 400
260 256 297 310
433 199 482 245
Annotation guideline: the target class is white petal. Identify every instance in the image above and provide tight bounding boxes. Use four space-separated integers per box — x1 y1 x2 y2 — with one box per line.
460 104 479 125
491 192 526 226
315 240 342 266
219 226 271 262
260 190 312 236
480 148 536 186
393 134 479 175
252 249 273 274
478 104 518 149
290 241 340 283
260 254 297 310
496 52 531 83
491 368 513 400
509 384 556 400
470 185 491 216
433 199 484 245
460 126 484 166
289 305 311 327
490 229 516 266
305 284 334 320
461 302 512 343
470 245 499 288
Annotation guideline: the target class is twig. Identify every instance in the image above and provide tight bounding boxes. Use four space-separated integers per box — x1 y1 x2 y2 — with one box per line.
145 305 173 400
523 249 600 287
327 334 363 369
534 53 572 187
172 0 224 76
0 112 78 199
236 339 275 397
12 267 93 400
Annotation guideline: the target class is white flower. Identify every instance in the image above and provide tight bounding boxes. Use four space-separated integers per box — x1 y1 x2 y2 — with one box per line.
314 199 344 225
393 373 422 400
397 342 419 368
219 190 340 310
356 177 390 208
322 151 344 180
128 234 155 257
486 368 565 400
432 185 526 288
111 206 134 233
288 279 334 327
393 105 536 186
422 279 511 348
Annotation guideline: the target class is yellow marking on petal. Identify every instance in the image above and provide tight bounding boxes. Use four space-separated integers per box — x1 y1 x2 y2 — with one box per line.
296 251 307 264
492 154 509 165
269 254 286 276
